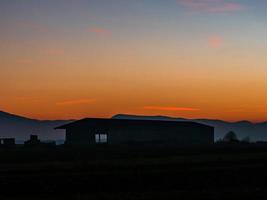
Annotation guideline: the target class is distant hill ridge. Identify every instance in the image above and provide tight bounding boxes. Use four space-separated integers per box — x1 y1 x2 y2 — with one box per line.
113 114 255 124
112 114 267 141
0 110 73 141
0 111 267 141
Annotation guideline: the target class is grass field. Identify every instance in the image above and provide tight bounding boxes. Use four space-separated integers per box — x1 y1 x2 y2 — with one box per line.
1 144 267 199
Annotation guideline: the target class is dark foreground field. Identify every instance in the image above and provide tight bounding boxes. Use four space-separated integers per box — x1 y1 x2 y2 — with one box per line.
1 144 267 200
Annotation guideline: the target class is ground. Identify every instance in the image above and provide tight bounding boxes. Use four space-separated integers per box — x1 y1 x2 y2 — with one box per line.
1 144 267 199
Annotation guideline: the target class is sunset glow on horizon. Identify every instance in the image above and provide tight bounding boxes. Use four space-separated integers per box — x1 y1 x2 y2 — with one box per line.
1 0 267 122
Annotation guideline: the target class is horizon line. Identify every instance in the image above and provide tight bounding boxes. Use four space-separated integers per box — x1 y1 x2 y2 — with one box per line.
1 110 267 124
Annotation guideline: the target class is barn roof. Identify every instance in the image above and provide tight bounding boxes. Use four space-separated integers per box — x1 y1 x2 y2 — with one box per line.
55 118 213 130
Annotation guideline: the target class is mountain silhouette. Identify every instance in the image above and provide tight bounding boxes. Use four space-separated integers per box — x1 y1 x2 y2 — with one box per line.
0 111 72 142
1 111 267 142
113 114 267 141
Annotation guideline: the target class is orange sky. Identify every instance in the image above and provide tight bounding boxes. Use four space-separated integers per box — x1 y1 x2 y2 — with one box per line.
1 1 267 122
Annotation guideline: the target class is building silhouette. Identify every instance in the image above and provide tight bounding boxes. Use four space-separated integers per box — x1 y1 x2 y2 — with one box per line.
24 135 41 145
0 138 15 147
55 118 214 146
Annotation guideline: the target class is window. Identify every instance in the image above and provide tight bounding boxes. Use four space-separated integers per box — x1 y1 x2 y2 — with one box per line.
95 133 108 143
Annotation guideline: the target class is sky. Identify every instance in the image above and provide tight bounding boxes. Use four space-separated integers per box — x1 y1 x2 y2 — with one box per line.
1 0 267 122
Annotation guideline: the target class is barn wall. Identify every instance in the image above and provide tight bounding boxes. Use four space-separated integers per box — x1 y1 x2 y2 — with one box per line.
65 127 95 145
65 123 214 146
108 125 214 145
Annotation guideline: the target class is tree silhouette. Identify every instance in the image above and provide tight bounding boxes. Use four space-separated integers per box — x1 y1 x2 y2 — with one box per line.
223 131 239 143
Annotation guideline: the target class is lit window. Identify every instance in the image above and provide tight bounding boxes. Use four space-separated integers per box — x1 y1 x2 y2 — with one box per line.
95 133 108 143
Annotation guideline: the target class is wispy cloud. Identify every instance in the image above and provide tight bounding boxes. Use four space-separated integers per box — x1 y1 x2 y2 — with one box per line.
177 0 244 13
56 99 96 106
208 36 223 49
15 96 42 103
88 27 111 36
227 109 267 113
143 106 199 111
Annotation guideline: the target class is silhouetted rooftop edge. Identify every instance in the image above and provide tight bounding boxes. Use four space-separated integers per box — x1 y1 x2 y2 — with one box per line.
55 118 214 130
